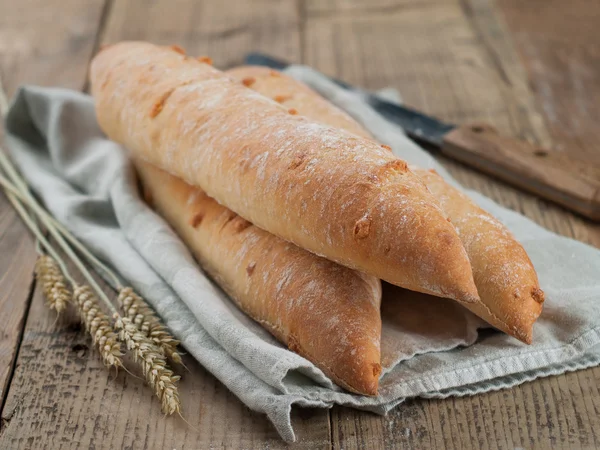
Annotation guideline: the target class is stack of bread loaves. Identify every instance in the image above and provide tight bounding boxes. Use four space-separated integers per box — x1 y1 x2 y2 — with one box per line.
90 42 544 396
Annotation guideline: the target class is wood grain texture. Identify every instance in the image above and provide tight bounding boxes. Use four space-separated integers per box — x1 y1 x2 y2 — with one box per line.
306 0 417 15
0 0 107 97
0 0 107 420
0 191 36 411
304 0 548 142
498 0 600 165
100 0 301 71
303 0 600 448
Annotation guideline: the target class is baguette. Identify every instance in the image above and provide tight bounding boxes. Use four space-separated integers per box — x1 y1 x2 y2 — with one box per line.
135 159 383 395
227 65 544 343
90 41 479 304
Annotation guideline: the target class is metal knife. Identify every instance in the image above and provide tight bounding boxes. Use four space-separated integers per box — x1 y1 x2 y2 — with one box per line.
245 53 600 221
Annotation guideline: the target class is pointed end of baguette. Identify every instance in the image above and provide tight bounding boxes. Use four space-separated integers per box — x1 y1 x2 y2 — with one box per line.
288 329 381 396
519 332 533 345
461 286 543 344
411 228 481 306
333 358 381 396
355 363 382 397
286 266 383 396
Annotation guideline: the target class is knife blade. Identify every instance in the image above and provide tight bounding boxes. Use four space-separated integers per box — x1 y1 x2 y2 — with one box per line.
245 53 600 221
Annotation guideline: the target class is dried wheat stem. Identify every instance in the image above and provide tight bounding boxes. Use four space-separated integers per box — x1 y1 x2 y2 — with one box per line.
1 153 185 368
117 287 183 365
2 172 75 319
35 255 71 314
1 174 123 370
0 172 123 289
0 73 8 116
74 285 123 368
1 184 71 280
0 150 116 315
114 315 181 415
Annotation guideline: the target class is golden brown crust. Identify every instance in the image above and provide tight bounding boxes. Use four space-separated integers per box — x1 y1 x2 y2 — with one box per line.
90 41 479 304
227 65 372 139
226 65 544 343
134 160 383 395
416 170 543 343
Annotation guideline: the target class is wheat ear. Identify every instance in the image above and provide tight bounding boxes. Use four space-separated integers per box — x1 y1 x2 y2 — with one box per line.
35 255 71 314
73 285 124 368
117 287 183 365
114 315 181 415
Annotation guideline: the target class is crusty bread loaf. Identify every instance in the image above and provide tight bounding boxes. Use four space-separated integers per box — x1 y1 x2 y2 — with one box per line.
227 65 544 343
90 41 479 304
135 159 383 395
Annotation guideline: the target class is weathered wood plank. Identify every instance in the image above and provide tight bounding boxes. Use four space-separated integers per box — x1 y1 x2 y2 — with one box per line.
498 0 600 164
1 0 331 447
0 0 107 419
303 0 600 448
331 367 600 450
496 0 600 248
0 192 35 412
101 0 301 70
304 0 546 142
0 280 330 449
0 0 107 97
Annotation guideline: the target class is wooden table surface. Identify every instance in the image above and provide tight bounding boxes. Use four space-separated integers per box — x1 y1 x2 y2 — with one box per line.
1 0 599 448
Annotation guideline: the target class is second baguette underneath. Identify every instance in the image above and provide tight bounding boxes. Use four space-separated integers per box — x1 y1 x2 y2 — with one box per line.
135 159 383 395
227 66 544 343
90 41 479 305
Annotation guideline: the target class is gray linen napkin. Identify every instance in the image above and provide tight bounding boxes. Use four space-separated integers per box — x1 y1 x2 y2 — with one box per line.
4 67 600 442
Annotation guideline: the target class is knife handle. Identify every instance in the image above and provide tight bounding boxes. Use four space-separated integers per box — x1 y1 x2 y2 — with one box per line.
441 123 600 221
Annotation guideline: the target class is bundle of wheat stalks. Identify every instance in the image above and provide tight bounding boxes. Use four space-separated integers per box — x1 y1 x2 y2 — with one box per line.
0 79 184 418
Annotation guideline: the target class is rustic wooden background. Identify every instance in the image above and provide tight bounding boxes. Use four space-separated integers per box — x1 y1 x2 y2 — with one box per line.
1 0 599 448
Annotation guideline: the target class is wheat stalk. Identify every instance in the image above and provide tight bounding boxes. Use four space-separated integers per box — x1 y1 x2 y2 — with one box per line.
0 164 125 369
0 80 185 417
0 159 113 312
0 174 70 316
0 164 184 366
0 171 124 288
117 287 183 365
35 255 71 314
2 178 70 318
114 315 181 415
